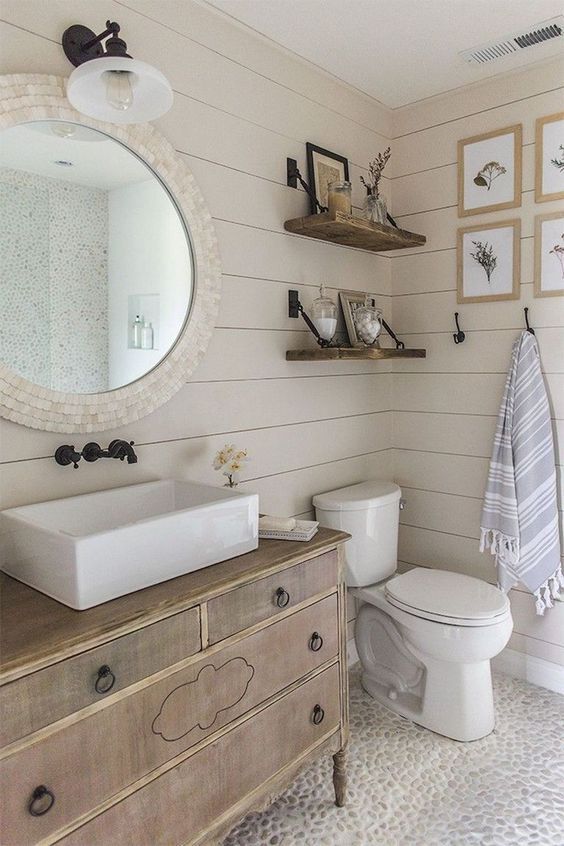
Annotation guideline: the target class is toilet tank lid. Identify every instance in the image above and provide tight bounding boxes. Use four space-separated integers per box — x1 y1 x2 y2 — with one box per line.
313 480 401 511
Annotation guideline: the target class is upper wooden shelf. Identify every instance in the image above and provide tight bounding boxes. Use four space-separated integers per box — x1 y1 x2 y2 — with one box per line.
286 347 426 361
284 211 426 252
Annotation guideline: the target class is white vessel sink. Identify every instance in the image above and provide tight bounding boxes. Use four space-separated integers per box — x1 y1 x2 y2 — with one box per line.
0 480 259 609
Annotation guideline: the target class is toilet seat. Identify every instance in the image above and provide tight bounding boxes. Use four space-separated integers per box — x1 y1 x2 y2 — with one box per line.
383 569 510 627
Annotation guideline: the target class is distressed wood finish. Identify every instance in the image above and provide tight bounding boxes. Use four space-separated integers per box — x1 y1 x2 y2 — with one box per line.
0 609 200 748
286 347 426 361
284 211 426 251
60 666 341 846
0 528 348 684
0 532 349 845
207 549 338 644
0 598 338 844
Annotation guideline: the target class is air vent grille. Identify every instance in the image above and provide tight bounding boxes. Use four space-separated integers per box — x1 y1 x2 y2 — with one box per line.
460 16 563 65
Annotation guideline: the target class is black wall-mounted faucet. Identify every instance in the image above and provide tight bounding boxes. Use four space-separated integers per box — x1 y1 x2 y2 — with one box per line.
55 439 138 468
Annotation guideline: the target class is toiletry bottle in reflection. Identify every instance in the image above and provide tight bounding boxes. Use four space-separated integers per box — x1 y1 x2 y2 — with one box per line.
141 321 154 350
132 314 142 348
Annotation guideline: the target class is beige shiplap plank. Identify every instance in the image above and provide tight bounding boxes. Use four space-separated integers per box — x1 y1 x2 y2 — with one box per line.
0 414 392 510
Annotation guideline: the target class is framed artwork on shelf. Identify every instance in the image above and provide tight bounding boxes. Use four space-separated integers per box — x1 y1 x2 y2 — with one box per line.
339 290 378 348
535 112 564 203
306 143 349 215
457 124 522 217
457 219 521 304
534 212 564 298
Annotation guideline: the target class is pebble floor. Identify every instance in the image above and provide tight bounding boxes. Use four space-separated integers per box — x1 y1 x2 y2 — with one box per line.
223 669 564 846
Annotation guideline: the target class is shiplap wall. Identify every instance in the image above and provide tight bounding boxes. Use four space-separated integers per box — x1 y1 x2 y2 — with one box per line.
0 0 395 515
391 60 564 673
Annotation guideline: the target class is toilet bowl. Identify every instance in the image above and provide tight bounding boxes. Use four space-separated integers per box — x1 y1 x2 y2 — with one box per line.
313 480 513 742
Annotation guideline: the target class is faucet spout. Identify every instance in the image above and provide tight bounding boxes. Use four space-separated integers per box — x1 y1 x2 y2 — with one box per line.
108 439 138 463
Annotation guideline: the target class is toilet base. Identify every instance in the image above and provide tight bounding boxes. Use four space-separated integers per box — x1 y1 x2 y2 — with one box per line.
360 655 495 742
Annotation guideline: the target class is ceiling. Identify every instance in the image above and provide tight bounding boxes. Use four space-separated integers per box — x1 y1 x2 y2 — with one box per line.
0 122 153 190
205 0 564 108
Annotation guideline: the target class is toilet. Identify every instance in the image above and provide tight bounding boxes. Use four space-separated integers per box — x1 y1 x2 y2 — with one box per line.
313 480 513 742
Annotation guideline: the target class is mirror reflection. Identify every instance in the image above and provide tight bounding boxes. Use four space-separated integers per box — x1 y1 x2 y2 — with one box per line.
0 121 193 393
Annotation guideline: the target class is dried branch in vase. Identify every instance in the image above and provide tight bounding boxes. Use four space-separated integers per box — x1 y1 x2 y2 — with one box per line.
360 147 391 198
470 240 498 284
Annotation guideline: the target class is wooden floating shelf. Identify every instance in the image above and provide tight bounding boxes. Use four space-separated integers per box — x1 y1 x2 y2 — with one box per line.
284 211 426 252
286 347 426 361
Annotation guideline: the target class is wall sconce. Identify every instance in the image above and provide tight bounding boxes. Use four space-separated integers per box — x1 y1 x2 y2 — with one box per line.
62 20 173 124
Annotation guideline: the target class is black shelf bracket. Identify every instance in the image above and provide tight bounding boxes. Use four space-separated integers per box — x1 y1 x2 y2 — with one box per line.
288 290 331 347
286 159 327 214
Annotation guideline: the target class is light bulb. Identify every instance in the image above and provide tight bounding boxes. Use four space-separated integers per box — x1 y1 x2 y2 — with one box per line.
103 70 134 111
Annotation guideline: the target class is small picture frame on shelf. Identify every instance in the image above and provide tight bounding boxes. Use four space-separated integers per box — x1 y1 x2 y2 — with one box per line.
306 143 349 215
457 125 522 217
339 290 378 348
535 112 564 203
534 212 564 298
457 219 521 304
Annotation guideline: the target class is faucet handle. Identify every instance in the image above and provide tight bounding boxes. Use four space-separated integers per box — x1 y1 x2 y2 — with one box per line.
54 445 82 468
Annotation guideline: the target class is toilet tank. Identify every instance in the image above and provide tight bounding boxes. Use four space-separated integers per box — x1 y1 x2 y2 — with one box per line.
313 480 401 587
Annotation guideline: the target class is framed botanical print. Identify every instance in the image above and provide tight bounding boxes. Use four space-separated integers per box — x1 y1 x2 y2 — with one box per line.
457 219 521 304
535 112 564 203
534 212 564 298
306 143 349 215
457 125 522 217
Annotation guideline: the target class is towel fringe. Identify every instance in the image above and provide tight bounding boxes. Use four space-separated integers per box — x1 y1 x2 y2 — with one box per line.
533 565 564 615
479 528 519 566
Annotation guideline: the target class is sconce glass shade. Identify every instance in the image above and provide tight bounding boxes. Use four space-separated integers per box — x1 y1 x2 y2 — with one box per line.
66 56 173 124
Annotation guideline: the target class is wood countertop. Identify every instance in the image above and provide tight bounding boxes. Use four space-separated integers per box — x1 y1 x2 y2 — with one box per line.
0 528 349 685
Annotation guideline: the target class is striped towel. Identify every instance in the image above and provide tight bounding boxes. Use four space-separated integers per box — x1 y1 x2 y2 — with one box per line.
480 331 562 615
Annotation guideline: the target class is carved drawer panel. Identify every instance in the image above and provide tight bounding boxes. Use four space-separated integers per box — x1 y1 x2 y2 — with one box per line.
207 549 338 643
0 608 201 749
61 664 341 846
0 596 338 845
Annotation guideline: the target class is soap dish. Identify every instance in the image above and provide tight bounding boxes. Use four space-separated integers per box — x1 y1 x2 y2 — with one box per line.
259 520 319 542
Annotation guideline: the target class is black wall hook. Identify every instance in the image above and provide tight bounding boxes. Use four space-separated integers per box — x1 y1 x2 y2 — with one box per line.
453 312 465 344
524 307 535 335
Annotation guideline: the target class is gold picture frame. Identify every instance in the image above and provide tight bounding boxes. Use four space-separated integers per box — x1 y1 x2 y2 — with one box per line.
534 212 564 298
457 124 522 217
535 112 564 203
457 219 521 304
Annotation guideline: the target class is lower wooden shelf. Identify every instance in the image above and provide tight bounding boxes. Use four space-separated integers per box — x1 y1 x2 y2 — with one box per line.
286 347 426 361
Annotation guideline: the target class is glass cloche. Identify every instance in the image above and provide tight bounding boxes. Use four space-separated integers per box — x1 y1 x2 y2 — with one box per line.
310 284 337 343
353 295 383 346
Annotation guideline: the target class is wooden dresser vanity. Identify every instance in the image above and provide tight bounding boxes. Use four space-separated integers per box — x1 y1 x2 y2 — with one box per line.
0 527 349 845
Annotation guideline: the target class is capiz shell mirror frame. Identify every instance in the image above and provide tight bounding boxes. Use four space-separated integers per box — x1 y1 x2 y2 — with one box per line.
0 75 222 433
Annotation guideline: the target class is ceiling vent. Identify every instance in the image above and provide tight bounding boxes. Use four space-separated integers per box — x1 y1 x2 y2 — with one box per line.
460 16 563 65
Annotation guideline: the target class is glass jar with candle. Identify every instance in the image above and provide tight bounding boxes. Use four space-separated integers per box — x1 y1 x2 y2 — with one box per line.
327 180 352 217
310 284 337 343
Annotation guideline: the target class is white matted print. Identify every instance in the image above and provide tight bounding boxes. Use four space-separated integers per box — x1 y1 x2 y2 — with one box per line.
535 212 564 298
458 125 522 217
457 220 520 304
535 112 564 203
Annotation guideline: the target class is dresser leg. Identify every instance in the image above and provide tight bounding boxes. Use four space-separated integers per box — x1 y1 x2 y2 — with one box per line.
332 746 347 807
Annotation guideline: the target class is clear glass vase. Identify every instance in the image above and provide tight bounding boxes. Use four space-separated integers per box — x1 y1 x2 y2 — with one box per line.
363 192 387 224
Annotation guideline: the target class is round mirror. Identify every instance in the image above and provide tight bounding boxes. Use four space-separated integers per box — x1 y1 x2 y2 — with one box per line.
0 75 221 433
0 120 193 393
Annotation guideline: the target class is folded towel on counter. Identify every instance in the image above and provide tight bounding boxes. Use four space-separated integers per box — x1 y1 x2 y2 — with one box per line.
259 515 297 533
480 331 562 615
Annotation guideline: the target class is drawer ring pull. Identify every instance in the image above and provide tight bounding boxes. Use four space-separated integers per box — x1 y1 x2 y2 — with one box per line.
28 785 55 817
275 587 290 608
312 704 325 725
309 632 324 652
95 664 116 695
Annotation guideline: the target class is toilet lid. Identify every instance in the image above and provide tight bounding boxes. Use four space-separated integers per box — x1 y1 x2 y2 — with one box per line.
385 569 510 621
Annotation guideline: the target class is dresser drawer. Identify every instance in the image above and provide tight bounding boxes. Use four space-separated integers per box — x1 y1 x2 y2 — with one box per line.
0 596 338 845
207 549 339 643
62 663 340 846
0 607 201 748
